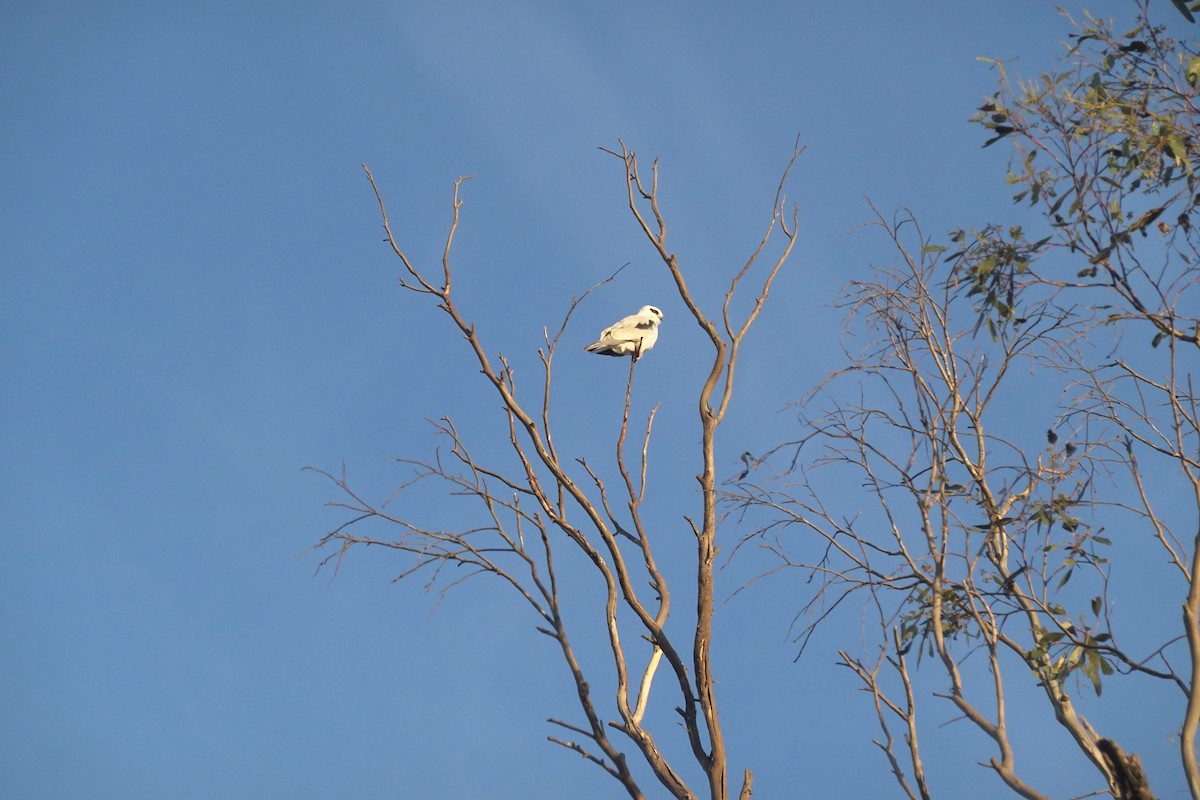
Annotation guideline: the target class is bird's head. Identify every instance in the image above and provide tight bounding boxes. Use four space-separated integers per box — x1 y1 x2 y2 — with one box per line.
641 305 664 323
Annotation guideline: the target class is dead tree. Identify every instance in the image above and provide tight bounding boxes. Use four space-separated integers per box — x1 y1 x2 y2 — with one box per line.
311 140 801 799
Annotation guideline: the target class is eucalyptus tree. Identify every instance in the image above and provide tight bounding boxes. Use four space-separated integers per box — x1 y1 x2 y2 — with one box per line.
735 3 1200 797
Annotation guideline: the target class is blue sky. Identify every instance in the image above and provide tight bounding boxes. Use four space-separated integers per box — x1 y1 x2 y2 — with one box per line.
1 1 1185 798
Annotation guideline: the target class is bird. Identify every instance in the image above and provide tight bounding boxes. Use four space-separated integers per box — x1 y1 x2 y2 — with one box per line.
584 305 664 360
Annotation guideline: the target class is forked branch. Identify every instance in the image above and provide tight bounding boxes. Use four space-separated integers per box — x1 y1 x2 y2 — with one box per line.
319 148 800 799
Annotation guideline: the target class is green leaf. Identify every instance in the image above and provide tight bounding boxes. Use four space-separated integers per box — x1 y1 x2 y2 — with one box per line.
921 244 948 254
1085 651 1104 696
983 126 1015 147
1152 331 1166 348
1189 56 1200 88
1167 134 1191 174
1057 569 1074 589
1068 644 1084 669
1091 596 1102 616
1129 206 1164 232
1172 0 1197 24
1047 429 1059 444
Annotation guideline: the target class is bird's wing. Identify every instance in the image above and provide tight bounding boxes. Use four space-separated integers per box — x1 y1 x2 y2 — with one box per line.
601 313 637 338
602 311 654 340
585 309 659 355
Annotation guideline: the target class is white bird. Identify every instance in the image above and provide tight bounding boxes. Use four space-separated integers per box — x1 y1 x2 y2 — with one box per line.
584 305 664 360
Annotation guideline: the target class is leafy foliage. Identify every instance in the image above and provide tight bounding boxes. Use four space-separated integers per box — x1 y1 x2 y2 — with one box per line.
957 6 1200 348
737 3 1200 797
